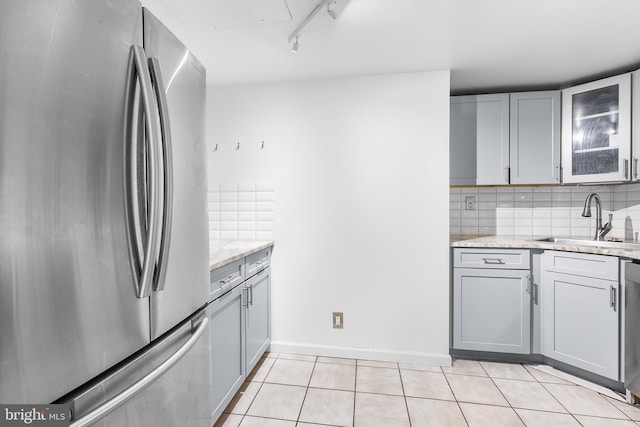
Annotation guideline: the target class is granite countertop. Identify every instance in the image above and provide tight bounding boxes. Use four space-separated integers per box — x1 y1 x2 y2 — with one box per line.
451 235 640 261
210 240 274 271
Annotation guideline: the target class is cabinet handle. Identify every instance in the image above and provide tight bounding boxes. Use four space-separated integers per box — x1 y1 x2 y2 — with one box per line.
504 165 510 184
482 258 505 265
249 284 253 306
533 283 539 305
242 288 249 308
634 158 639 179
610 285 617 309
624 158 630 179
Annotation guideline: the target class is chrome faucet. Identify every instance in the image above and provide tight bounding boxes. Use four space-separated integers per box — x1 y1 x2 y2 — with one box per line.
581 192 613 240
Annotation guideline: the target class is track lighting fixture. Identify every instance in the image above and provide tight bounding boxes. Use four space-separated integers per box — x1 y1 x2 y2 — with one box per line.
327 3 337 19
291 36 299 53
288 0 339 52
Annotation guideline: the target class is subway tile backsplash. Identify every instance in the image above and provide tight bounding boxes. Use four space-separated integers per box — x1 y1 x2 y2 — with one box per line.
450 183 640 240
208 181 275 242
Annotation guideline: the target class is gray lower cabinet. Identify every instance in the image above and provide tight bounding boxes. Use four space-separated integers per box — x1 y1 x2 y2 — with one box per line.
453 248 531 354
209 283 245 422
245 267 271 373
541 251 620 380
209 246 273 424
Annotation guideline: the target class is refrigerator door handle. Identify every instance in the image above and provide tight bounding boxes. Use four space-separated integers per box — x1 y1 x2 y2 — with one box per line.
69 317 209 427
148 57 173 292
124 45 162 298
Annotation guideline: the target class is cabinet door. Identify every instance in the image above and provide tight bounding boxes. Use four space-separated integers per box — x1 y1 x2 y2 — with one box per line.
209 284 245 422
509 91 561 184
632 70 640 180
450 96 478 186
476 94 510 185
562 73 631 183
245 268 271 373
453 268 531 354
541 270 619 380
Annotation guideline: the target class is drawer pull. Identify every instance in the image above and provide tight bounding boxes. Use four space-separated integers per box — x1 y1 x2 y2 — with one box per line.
221 274 240 285
219 273 241 292
482 258 505 265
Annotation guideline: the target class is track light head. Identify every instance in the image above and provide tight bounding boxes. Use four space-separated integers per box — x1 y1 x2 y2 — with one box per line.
291 36 299 53
327 3 337 19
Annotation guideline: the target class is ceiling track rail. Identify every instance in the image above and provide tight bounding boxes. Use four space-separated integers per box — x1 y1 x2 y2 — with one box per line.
287 0 332 43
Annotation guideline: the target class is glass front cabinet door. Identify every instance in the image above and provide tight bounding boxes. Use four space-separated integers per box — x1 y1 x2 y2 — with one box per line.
562 73 631 183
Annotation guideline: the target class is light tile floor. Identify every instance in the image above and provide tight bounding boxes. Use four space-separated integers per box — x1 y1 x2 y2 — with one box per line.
214 354 640 427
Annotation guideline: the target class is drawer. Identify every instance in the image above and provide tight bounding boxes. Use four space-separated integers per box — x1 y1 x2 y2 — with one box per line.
246 246 272 278
542 250 618 281
453 248 530 269
210 259 245 302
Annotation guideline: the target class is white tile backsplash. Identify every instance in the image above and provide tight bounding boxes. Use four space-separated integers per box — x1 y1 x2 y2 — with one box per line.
450 183 640 239
208 181 275 242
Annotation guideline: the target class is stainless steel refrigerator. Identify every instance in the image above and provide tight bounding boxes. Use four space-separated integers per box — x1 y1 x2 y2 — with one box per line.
0 1 212 425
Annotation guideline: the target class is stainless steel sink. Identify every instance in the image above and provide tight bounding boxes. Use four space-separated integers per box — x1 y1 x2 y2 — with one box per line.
530 237 640 251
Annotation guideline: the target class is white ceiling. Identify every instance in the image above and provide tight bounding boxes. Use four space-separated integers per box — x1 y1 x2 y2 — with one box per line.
141 0 640 93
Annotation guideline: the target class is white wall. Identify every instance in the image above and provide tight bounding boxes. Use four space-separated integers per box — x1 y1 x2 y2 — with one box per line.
207 71 451 365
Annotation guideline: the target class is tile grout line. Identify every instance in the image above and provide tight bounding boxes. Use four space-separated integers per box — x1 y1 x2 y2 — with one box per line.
534 374 582 424
440 362 470 426
236 353 278 424
537 379 631 423
477 361 529 425
294 355 318 425
396 363 412 427
352 362 358 427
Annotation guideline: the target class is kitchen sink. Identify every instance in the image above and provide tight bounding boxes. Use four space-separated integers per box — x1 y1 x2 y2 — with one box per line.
530 237 640 251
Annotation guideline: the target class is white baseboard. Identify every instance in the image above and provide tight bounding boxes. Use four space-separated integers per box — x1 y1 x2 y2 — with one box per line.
269 340 452 367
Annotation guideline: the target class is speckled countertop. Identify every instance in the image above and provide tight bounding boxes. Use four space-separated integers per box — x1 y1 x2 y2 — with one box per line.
209 240 274 271
451 235 640 261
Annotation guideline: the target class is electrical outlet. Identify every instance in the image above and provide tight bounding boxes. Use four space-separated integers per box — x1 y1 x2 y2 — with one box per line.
333 312 343 329
465 195 476 210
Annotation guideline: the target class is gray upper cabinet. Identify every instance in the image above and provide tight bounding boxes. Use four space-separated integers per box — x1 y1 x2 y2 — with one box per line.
476 94 510 185
450 91 559 186
632 70 640 180
450 94 509 186
562 73 632 184
449 93 509 185
450 97 478 186
509 91 561 184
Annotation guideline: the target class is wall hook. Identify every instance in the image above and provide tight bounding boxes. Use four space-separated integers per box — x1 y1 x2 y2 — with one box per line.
213 143 218 152
261 141 265 149
236 142 240 151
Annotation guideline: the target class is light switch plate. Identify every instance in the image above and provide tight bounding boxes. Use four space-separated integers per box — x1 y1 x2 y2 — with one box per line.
333 312 343 329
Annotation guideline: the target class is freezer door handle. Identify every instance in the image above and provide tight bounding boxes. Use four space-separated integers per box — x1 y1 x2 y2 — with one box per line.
69 316 209 427
123 45 162 298
148 57 173 292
